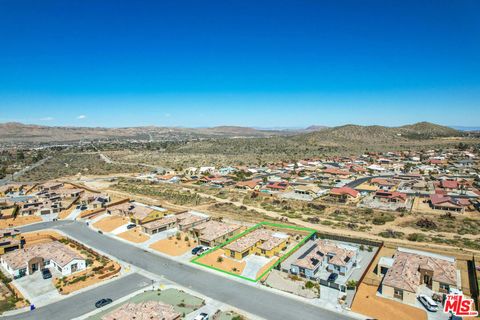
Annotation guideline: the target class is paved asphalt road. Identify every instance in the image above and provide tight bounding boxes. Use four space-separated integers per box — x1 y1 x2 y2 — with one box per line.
346 175 392 188
16 221 360 320
0 157 51 186
2 273 151 320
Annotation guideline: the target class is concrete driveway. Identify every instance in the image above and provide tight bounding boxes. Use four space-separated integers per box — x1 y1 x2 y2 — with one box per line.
241 255 274 279
18 221 362 320
3 273 152 320
13 269 61 306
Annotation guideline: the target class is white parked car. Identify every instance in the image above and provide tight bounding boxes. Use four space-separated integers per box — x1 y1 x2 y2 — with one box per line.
417 294 439 312
194 312 209 320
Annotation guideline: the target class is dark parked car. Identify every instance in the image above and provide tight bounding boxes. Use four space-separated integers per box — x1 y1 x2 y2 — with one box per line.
417 294 439 312
41 268 52 279
95 298 113 308
327 273 338 282
191 246 204 255
80 205 87 210
126 224 136 230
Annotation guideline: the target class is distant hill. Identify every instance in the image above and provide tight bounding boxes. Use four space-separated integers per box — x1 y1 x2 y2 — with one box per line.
293 122 463 145
0 122 291 144
0 121 464 146
304 125 329 132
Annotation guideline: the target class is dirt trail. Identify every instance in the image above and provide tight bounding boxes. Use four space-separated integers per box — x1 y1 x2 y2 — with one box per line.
105 186 480 255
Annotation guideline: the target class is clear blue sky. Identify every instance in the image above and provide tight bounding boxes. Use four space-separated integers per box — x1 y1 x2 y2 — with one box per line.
0 0 479 128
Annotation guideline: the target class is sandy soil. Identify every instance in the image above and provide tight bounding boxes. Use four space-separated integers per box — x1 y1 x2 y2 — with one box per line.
93 215 129 232
196 249 246 275
351 284 427 320
58 206 76 220
256 256 279 280
0 215 42 229
149 233 197 256
23 230 65 246
117 227 150 243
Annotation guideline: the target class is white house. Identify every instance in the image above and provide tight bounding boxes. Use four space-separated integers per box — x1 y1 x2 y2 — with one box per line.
0 241 86 278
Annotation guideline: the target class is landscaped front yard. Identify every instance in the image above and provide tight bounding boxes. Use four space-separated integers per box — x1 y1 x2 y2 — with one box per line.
213 310 247 320
21 234 124 296
0 271 29 314
88 288 205 319
195 249 246 275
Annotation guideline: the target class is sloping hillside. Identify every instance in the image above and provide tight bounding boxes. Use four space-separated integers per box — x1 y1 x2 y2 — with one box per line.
294 122 462 145
0 123 289 144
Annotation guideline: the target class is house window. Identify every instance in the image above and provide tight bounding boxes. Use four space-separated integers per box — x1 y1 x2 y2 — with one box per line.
380 266 389 275
439 283 450 293
230 251 235 258
261 249 266 255
394 288 403 300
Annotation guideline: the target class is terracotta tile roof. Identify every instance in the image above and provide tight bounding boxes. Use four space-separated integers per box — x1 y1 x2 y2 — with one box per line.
141 215 178 230
224 228 285 253
383 249 457 293
193 220 241 242
430 194 470 207
1 241 83 270
175 212 209 228
374 191 407 201
441 180 458 189
330 187 359 198
323 168 350 176
235 179 261 189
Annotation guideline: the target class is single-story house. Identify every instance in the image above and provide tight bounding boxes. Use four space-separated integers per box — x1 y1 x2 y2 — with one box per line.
381 247 459 305
328 187 360 203
0 241 86 278
190 220 242 247
224 228 289 259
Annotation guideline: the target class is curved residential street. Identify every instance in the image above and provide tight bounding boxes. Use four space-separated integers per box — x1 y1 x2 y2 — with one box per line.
9 220 362 320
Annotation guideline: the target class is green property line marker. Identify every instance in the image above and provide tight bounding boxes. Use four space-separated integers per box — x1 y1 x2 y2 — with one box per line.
191 221 316 282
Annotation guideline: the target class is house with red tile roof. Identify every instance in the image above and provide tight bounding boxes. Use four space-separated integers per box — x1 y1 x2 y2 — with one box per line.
429 194 470 212
235 179 262 191
380 247 458 305
328 187 360 203
373 191 407 203
323 168 351 178
265 181 289 192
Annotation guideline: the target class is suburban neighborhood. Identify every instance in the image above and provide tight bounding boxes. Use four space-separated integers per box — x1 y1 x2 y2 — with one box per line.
0 142 479 320
1 0 480 319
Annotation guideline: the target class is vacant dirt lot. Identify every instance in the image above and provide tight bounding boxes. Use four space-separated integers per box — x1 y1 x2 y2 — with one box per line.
93 215 129 232
149 233 198 256
117 227 150 243
0 215 42 229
